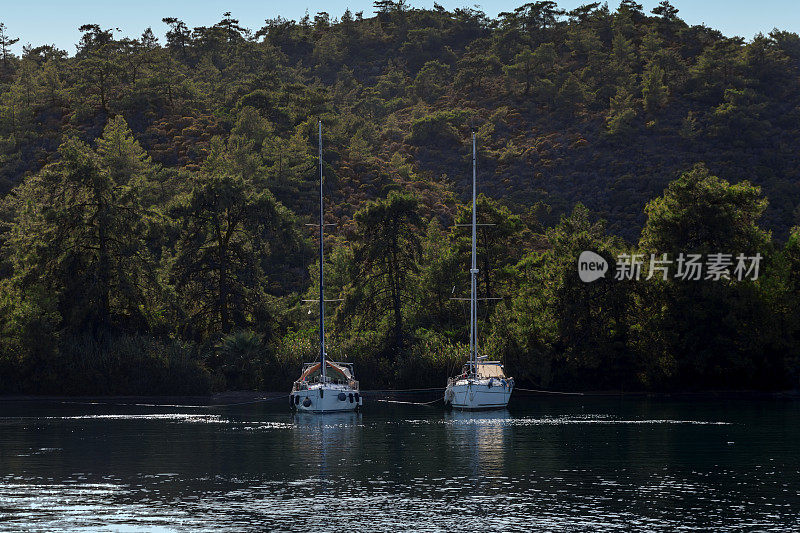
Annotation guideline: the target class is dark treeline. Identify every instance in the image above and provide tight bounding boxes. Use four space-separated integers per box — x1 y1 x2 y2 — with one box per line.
1 1 799 394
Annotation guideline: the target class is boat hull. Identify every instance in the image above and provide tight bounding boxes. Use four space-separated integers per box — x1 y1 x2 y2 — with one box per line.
444 379 513 410
291 384 362 413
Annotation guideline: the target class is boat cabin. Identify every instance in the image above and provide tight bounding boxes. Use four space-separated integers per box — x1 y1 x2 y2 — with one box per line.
461 361 507 379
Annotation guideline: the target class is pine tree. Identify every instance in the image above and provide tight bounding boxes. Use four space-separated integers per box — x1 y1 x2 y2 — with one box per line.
606 86 637 135
168 139 300 338
558 72 587 115
5 117 154 330
0 23 19 71
651 1 679 22
642 65 668 113
338 191 422 359
679 110 699 139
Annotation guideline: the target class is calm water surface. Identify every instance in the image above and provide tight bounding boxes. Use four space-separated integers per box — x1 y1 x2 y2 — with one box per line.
0 395 798 531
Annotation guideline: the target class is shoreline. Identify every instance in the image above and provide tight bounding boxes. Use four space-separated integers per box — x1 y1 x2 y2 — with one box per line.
1 389 798 403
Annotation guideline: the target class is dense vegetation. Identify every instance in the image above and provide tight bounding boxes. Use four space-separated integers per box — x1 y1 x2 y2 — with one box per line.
1 1 799 394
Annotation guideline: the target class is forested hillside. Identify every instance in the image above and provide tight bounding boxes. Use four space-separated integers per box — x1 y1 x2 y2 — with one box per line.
1 1 800 394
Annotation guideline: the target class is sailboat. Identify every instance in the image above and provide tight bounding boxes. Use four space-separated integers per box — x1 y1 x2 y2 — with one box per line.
290 121 362 413
443 132 514 410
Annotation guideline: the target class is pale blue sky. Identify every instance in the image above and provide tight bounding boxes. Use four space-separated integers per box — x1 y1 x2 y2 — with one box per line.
3 1 799 56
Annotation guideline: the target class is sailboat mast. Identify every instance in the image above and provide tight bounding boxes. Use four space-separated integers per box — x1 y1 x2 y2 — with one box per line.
318 120 326 381
470 131 478 374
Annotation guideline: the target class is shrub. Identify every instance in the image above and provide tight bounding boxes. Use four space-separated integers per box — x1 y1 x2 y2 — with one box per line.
407 110 467 146
396 329 466 388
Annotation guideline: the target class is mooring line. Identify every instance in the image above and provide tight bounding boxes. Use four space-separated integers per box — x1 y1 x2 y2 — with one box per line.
202 396 287 408
362 387 445 394
376 398 443 406
53 397 288 409
514 387 584 396
53 386 581 410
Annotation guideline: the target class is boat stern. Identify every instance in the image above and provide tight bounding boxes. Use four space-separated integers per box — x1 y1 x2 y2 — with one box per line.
290 385 361 413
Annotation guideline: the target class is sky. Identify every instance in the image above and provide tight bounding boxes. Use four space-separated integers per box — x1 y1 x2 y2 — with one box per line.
3 0 800 56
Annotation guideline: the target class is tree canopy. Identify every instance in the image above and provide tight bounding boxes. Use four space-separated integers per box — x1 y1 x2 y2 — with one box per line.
1 3 799 394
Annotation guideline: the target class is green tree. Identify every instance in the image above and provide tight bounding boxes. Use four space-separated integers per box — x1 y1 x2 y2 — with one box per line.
557 72 587 114
413 60 449 103
0 22 19 73
606 85 636 135
503 43 556 97
452 194 527 300
618 0 644 20
337 191 423 358
709 88 771 147
488 205 630 389
162 17 192 59
499 1 565 37
777 229 800 384
454 48 501 94
168 144 299 338
678 110 699 139
413 219 462 331
642 64 668 113
5 116 155 330
504 46 536 96
636 164 777 388
640 164 769 253
689 38 745 102
74 25 121 113
651 1 679 22
609 30 637 88
567 2 602 23
213 330 265 389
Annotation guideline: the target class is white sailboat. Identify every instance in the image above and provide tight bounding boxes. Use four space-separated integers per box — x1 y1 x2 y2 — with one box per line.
444 132 514 410
290 121 362 413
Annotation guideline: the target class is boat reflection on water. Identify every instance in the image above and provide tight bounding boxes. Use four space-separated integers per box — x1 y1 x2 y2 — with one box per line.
444 409 510 477
291 411 363 479
292 410 363 430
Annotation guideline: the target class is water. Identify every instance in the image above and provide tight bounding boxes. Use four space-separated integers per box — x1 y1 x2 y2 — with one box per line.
1 395 798 531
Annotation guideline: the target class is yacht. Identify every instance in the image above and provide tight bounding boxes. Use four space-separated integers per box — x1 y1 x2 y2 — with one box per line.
290 121 362 413
443 132 514 410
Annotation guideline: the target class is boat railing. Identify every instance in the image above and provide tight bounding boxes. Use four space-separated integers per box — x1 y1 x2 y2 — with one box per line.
292 378 360 392
447 364 509 385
